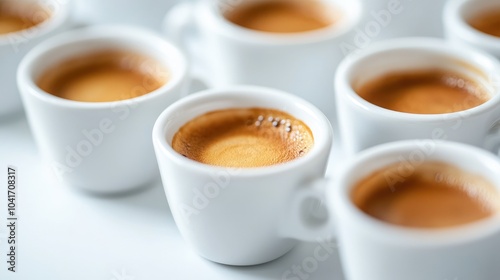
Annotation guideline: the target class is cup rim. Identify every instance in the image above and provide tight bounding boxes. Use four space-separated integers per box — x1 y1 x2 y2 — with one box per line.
152 85 333 177
332 140 500 246
444 0 500 50
17 24 188 110
0 0 71 46
335 37 500 122
199 0 363 45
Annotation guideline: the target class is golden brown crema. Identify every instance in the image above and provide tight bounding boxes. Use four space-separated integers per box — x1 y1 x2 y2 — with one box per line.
468 9 500 38
356 69 490 114
172 108 314 168
37 50 169 102
0 1 51 34
224 1 335 33
352 162 499 229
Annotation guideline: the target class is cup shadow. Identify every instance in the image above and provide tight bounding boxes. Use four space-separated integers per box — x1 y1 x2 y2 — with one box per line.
73 177 173 219
200 240 345 280
0 110 26 124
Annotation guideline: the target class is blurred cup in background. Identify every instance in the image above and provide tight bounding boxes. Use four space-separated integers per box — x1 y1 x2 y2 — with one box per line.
163 0 362 121
444 0 500 58
0 0 72 117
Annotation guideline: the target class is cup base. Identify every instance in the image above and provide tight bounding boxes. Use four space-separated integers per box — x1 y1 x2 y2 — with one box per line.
195 242 297 266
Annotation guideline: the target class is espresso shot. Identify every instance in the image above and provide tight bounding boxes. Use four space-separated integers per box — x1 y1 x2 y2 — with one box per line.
172 108 314 168
37 50 169 102
352 161 500 229
468 9 500 38
356 69 490 114
0 1 51 34
223 0 336 33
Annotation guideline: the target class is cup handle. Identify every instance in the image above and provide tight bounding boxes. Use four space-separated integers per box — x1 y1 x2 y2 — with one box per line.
485 120 500 156
163 2 209 90
280 178 335 242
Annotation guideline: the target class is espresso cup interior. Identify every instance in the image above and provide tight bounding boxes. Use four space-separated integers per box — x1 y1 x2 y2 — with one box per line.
0 0 69 45
214 0 360 38
0 0 49 33
347 46 499 114
351 49 491 92
159 88 331 169
339 141 500 237
459 0 500 28
22 28 186 105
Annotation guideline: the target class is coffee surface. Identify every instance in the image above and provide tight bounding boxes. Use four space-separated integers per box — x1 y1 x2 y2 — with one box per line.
352 162 499 228
468 9 500 37
172 108 314 168
37 51 168 102
356 70 490 114
0 2 50 34
225 1 332 33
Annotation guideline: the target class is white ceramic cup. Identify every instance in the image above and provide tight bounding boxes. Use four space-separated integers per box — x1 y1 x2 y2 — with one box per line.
444 0 500 58
0 0 71 117
335 38 500 155
18 25 189 193
163 0 362 121
313 140 500 280
73 0 179 31
152 86 333 265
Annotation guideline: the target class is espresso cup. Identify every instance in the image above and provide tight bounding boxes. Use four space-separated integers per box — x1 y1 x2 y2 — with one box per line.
0 0 71 117
163 0 362 120
152 86 333 265
335 38 500 155
293 140 500 280
18 25 189 193
444 0 500 58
